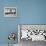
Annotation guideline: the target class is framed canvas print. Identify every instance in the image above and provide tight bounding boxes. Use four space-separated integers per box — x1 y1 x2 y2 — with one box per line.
4 7 17 17
18 24 46 42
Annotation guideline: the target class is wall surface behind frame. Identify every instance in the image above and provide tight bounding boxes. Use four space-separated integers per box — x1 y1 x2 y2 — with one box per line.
0 0 46 44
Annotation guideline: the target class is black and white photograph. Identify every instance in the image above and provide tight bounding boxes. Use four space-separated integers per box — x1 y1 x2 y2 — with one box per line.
4 7 17 17
18 25 46 46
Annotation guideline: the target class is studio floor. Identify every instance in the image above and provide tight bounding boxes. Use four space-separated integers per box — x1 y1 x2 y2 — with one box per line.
19 40 46 46
0 40 46 46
